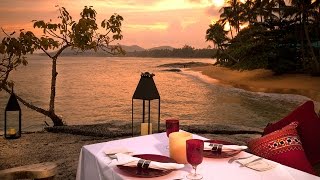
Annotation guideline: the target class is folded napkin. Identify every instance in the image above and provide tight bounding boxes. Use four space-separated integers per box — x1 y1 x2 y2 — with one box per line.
104 147 133 159
236 156 276 171
110 153 184 171
204 142 248 152
104 147 133 155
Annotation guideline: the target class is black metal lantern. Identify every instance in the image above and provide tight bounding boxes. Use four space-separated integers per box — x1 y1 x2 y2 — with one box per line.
132 72 160 136
4 88 21 139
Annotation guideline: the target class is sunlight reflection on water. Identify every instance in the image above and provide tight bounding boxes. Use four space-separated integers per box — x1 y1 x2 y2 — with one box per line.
0 56 315 132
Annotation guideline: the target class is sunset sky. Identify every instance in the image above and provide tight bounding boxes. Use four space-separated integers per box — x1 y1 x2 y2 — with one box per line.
0 0 224 49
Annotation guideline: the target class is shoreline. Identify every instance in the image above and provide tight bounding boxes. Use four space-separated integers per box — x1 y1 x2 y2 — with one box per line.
190 65 320 103
2 61 320 178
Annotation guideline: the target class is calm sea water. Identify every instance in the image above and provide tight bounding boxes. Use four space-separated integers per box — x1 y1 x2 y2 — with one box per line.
0 56 315 132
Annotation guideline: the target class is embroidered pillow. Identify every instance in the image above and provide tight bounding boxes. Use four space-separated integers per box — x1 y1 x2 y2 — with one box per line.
263 101 320 165
249 122 315 175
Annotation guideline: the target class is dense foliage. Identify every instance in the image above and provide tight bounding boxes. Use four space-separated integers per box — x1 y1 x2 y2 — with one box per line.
206 0 320 75
125 45 216 58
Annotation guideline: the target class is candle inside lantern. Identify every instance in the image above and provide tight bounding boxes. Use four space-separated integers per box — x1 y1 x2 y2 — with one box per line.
7 128 17 136
169 131 192 164
141 123 152 135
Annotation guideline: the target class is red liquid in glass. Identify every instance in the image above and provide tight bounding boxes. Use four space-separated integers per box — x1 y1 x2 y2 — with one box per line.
186 139 204 166
166 119 179 137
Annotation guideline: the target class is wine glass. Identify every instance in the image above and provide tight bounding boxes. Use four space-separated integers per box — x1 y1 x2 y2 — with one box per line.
165 119 179 148
186 139 204 180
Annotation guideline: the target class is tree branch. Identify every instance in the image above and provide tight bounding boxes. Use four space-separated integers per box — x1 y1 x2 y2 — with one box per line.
1 28 10 37
53 44 70 59
1 85 49 115
2 53 14 83
33 40 53 58
48 29 65 41
98 45 117 55
105 29 111 36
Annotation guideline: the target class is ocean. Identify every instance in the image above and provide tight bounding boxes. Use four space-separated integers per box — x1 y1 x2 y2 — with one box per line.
0 55 312 132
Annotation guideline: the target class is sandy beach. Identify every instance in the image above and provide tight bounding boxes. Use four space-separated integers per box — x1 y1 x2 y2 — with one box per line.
1 64 320 179
191 65 320 103
0 124 261 179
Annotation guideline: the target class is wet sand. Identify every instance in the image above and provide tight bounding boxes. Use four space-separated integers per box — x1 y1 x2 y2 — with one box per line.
190 65 320 102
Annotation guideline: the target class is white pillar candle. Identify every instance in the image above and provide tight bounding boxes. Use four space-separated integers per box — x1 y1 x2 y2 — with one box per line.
141 123 152 135
169 131 192 164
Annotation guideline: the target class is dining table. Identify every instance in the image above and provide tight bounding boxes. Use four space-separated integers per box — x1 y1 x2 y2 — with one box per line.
76 131 320 180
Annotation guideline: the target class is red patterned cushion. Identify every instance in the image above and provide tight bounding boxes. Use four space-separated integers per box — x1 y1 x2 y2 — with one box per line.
263 101 320 165
249 122 315 174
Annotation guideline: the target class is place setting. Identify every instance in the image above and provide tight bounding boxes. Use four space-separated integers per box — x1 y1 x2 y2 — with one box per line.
110 153 184 178
101 119 184 178
202 140 276 172
203 140 248 158
100 119 282 179
103 148 185 178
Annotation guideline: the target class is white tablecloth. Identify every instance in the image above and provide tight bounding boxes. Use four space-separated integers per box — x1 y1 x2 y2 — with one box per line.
76 132 320 180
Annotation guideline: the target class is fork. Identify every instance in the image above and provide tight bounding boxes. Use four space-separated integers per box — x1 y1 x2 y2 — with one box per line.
228 155 253 164
239 157 264 167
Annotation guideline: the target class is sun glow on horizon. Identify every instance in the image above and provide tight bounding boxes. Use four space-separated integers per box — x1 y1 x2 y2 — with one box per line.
126 23 168 31
212 0 225 7
0 0 218 48
224 22 231 31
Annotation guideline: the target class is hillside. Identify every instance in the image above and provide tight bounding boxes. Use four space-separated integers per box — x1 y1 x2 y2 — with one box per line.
38 45 174 56
37 44 215 58
149 46 174 50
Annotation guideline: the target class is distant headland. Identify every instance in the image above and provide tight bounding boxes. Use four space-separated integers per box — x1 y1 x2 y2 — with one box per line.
38 45 216 58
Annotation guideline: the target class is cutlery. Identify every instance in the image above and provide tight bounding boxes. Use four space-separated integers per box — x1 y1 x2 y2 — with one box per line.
228 155 253 164
239 157 263 167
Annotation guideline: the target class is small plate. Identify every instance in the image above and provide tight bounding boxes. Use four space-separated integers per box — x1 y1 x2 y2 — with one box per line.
203 140 242 158
117 154 176 178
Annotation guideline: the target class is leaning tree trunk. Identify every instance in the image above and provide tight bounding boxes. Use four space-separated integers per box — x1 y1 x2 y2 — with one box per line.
304 23 320 74
218 46 238 64
300 27 307 69
229 26 233 39
1 85 64 126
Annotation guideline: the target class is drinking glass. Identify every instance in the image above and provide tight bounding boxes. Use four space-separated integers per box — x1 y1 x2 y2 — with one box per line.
165 119 179 148
166 119 179 137
186 139 204 180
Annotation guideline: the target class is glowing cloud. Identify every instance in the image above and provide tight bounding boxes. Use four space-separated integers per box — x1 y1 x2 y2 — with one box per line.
211 0 225 7
0 0 220 48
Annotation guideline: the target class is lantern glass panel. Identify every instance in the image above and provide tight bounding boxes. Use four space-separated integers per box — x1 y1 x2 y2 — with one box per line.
5 111 20 138
132 99 160 136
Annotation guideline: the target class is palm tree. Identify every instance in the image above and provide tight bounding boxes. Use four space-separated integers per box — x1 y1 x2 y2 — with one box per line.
206 22 229 49
289 0 320 73
206 22 238 64
254 0 269 22
219 6 235 38
219 0 245 38
240 0 258 25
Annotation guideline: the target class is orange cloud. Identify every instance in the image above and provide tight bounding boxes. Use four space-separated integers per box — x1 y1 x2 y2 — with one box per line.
0 0 219 48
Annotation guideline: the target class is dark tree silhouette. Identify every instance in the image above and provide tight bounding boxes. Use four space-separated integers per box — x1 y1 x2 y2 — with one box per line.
0 6 124 126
